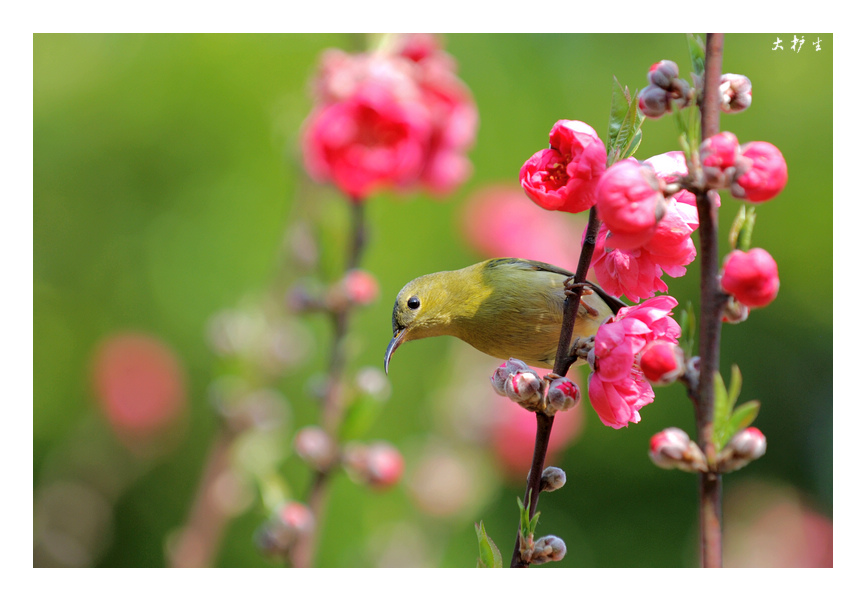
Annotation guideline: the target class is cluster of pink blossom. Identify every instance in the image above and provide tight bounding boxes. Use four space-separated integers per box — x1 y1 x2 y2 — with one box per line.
301 34 478 201
586 295 682 428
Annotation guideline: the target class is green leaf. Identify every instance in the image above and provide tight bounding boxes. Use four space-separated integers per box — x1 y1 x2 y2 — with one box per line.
712 371 730 450
607 77 645 166
475 521 503 568
729 400 761 434
727 365 742 410
686 33 705 78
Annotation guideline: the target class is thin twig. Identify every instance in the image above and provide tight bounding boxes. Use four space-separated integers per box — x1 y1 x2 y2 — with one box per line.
695 32 725 568
288 200 367 568
509 206 602 568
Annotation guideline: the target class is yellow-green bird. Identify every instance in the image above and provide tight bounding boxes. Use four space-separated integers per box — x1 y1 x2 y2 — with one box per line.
384 257 623 373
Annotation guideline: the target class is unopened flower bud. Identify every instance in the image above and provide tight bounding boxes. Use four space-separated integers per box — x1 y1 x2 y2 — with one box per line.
505 370 545 410
718 427 767 472
639 341 685 386
700 131 740 189
343 441 404 489
731 141 788 202
638 84 669 118
341 269 379 306
545 376 580 414
540 466 566 492
255 501 315 557
490 358 530 396
649 427 707 472
647 60 679 89
721 248 780 308
294 426 338 471
595 159 667 250
719 73 752 113
530 535 567 564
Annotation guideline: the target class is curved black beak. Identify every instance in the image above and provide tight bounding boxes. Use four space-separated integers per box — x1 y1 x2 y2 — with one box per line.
384 328 407 375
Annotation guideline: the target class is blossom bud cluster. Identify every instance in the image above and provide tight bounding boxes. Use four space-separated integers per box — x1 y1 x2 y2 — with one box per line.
490 359 580 415
638 60 693 118
638 59 752 118
301 34 478 200
700 133 788 202
294 427 404 489
648 427 708 472
717 427 767 472
649 426 767 473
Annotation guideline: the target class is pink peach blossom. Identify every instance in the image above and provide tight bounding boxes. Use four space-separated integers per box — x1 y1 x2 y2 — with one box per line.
731 141 788 202
595 159 667 250
520 120 607 213
721 248 780 308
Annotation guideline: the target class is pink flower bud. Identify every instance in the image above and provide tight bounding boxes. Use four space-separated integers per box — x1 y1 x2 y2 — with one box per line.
649 427 707 472
294 426 338 471
342 269 379 305
639 341 685 386
343 441 404 489
638 84 669 118
719 73 752 113
540 466 566 492
595 159 667 250
256 501 315 556
506 370 545 407
721 248 780 308
545 376 580 413
520 120 607 213
700 131 740 188
647 60 679 89
490 358 530 396
731 141 788 202
530 535 567 564
719 427 767 472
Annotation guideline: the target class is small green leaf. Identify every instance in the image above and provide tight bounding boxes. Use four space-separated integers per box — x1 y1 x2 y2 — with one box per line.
712 371 730 450
607 78 644 166
529 510 541 535
686 33 705 78
727 365 742 410
729 400 761 434
475 521 502 568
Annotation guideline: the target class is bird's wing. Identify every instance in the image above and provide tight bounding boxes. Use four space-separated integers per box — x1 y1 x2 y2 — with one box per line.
485 257 574 278
486 258 627 315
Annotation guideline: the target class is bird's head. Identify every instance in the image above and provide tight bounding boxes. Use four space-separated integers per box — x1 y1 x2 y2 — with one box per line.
384 272 457 374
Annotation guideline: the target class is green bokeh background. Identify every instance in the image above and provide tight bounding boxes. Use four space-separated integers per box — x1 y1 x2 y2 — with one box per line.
33 33 832 567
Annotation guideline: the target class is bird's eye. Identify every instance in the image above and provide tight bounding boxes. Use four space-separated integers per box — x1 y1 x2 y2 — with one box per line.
407 296 421 310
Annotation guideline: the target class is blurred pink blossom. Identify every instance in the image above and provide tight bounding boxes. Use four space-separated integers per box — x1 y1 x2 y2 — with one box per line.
461 185 585 268
302 35 477 200
91 332 187 447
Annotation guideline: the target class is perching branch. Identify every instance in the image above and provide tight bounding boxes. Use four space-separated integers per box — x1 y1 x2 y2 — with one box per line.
509 206 602 568
694 32 725 569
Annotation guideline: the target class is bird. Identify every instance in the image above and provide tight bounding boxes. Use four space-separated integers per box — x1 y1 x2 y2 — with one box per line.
384 257 624 374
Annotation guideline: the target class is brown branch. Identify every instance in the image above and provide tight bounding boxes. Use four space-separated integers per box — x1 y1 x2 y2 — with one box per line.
509 206 602 568
695 32 725 569
288 200 367 568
